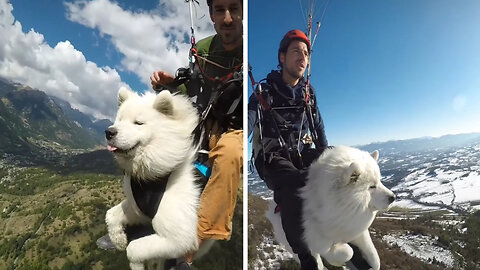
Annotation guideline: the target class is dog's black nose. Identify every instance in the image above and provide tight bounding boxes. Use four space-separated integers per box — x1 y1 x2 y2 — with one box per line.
389 194 396 203
105 127 117 140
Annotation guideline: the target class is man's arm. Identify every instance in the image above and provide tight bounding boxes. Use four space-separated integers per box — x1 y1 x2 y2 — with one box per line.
150 70 189 94
150 71 175 90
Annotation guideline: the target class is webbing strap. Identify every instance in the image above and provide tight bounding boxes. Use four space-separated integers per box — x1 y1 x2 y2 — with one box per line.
248 68 270 110
192 48 242 84
131 174 170 219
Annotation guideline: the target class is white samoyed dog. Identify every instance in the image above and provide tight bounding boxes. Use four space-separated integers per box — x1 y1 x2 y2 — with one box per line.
105 87 206 270
266 146 395 270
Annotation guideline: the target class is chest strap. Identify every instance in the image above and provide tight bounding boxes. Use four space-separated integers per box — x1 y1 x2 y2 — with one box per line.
131 174 170 219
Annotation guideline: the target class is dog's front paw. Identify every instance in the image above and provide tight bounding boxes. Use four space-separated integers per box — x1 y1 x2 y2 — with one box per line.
314 253 326 270
369 258 380 270
129 262 145 270
323 243 353 266
108 229 128 250
363 249 380 270
126 240 144 263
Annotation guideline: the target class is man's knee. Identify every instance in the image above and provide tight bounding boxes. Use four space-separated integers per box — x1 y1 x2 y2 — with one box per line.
209 130 243 164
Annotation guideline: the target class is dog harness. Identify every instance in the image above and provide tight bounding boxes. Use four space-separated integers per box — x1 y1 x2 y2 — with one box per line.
130 174 170 219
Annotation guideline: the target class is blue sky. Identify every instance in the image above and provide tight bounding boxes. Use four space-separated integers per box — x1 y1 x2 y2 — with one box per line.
9 0 143 89
1 0 214 119
248 0 480 146
2 0 480 145
9 0 193 92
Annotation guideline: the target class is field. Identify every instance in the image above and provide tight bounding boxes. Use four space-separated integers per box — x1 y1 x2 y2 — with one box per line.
0 158 243 270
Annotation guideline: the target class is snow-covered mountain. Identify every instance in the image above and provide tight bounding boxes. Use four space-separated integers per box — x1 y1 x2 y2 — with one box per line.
373 134 480 213
248 133 480 270
249 133 480 212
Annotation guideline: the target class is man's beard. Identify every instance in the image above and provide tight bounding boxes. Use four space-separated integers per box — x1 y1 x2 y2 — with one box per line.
217 24 242 47
285 65 304 81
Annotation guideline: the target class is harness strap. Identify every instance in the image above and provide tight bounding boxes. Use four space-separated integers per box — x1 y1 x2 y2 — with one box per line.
248 68 270 111
131 174 170 219
226 93 242 115
192 48 243 84
192 74 242 147
303 81 323 149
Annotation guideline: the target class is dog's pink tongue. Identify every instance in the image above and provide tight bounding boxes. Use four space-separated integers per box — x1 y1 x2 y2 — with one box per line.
107 145 117 152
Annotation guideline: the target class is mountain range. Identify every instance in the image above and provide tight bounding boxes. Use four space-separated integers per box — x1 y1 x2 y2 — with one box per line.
249 132 480 211
248 133 480 269
0 76 112 163
359 133 480 214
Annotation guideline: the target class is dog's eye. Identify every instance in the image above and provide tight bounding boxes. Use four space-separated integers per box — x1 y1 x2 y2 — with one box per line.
134 121 144 125
369 185 377 189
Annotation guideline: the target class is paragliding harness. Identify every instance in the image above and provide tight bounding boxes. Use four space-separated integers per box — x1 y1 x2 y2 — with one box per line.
191 61 242 188
155 26 243 190
249 67 321 184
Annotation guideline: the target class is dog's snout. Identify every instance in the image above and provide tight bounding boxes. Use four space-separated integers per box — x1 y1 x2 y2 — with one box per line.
105 127 117 140
388 194 396 204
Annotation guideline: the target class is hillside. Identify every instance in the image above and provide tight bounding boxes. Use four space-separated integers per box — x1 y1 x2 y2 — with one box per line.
0 162 127 270
248 194 480 270
50 96 112 144
0 77 111 162
0 155 243 270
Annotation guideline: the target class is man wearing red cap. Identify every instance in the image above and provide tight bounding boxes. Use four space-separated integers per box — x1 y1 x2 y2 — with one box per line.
248 29 328 270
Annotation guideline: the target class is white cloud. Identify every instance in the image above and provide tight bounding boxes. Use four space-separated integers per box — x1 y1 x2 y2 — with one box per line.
0 0 128 119
64 0 214 87
0 0 214 120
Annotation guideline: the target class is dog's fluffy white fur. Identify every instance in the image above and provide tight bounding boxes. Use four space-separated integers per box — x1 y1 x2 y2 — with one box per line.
267 146 395 270
105 87 202 270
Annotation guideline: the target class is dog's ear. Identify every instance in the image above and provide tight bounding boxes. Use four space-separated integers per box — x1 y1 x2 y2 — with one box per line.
371 150 379 162
346 162 361 183
154 90 173 115
118 87 133 107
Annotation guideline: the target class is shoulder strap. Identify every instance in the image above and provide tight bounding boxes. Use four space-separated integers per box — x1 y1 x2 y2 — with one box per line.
303 83 323 149
254 81 271 111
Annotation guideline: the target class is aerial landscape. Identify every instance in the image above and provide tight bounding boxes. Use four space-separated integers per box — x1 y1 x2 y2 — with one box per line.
0 77 242 270
249 133 480 270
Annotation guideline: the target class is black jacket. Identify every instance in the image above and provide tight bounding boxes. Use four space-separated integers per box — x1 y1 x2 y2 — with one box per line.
248 70 327 160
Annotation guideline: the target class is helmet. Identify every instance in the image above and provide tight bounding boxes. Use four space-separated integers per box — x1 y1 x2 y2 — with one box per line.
279 29 311 53
278 29 311 69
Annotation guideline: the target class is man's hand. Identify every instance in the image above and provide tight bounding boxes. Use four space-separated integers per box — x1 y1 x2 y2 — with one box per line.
150 70 175 90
